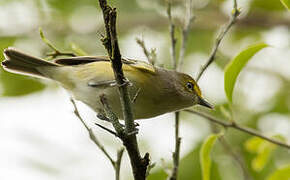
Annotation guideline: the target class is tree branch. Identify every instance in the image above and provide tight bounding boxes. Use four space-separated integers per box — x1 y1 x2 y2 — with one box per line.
196 0 240 81
167 1 177 69
136 38 156 65
115 148 125 180
211 109 251 180
39 28 76 58
98 1 150 179
167 1 195 179
169 112 181 180
177 0 195 71
100 95 150 180
184 109 290 149
218 137 252 180
70 98 124 180
167 2 180 179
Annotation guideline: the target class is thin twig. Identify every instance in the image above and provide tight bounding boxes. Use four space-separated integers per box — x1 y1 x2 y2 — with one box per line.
167 1 195 179
211 108 251 180
167 1 177 69
169 112 181 180
218 137 252 180
184 109 290 149
167 2 180 179
196 0 240 81
115 148 125 180
146 162 156 177
98 1 150 179
95 122 119 137
70 98 124 180
100 95 125 136
39 28 76 58
131 88 141 104
177 0 195 71
136 38 156 65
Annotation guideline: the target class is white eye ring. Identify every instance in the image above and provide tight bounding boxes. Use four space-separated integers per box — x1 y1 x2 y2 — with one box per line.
186 82 193 90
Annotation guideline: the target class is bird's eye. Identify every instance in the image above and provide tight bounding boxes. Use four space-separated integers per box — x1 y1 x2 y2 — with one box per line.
186 82 193 90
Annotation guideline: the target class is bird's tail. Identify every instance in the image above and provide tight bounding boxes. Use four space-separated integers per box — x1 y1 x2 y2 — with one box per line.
1 48 59 78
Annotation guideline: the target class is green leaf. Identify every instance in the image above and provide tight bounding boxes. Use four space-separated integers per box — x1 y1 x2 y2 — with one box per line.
148 143 222 180
267 165 290 180
280 0 290 10
224 43 268 103
200 134 220 180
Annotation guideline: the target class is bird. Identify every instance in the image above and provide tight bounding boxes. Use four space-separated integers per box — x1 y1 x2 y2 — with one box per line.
2 48 212 120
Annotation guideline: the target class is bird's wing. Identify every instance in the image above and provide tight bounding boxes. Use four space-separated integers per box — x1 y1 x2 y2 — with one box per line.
54 56 108 65
54 56 156 74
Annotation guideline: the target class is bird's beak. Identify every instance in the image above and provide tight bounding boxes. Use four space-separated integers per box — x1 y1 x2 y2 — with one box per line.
198 96 214 109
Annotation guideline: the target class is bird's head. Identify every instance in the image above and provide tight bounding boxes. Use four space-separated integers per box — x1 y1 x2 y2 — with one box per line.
174 72 213 109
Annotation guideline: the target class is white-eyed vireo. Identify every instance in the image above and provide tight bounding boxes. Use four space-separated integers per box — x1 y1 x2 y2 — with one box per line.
2 48 212 119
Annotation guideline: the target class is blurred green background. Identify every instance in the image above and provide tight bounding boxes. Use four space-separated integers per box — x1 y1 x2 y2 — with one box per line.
0 0 289 180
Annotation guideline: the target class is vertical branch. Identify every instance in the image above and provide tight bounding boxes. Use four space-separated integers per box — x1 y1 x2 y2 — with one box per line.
98 0 112 56
177 0 195 71
107 8 135 133
167 1 177 69
98 1 150 179
196 0 240 81
169 112 181 180
167 2 180 180
167 0 194 179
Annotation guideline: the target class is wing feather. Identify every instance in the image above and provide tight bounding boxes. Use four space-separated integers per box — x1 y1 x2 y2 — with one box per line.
54 56 156 74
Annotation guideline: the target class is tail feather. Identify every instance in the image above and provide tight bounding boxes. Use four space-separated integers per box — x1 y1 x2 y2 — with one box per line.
2 48 59 78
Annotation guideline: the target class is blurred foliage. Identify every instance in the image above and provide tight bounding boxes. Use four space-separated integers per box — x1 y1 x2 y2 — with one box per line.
267 165 290 180
280 0 290 10
148 144 222 180
250 0 285 12
0 37 46 96
244 136 284 172
0 0 289 179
